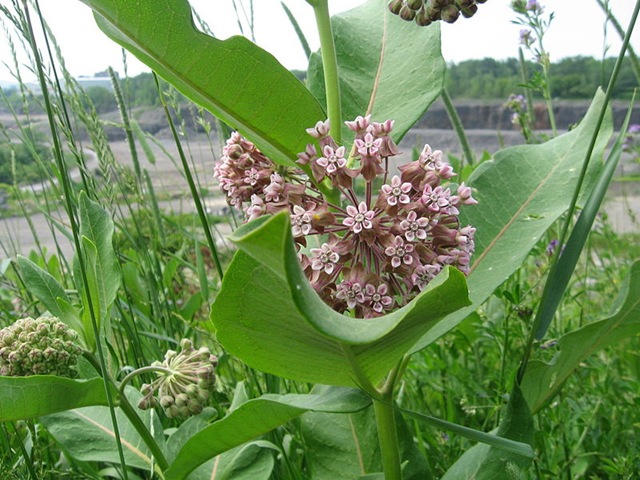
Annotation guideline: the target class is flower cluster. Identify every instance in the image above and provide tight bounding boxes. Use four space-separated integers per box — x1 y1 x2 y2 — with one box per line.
387 0 488 26
138 339 217 419
214 115 477 319
0 317 82 377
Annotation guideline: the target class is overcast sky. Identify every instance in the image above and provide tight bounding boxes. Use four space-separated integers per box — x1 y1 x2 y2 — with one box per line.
0 0 638 83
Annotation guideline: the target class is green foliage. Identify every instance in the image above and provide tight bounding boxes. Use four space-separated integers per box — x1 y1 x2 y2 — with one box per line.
1 0 639 479
40 387 166 471
0 376 111 421
411 88 612 352
0 141 51 185
445 56 638 100
211 211 469 387
307 0 445 143
165 386 371 480
79 0 325 166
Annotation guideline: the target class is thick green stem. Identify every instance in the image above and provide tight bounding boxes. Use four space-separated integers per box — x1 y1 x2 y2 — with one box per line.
372 395 402 480
441 88 475 166
309 0 341 143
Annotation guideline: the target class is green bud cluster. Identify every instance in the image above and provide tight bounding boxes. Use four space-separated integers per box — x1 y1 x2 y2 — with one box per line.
388 0 487 26
0 317 82 377
138 339 218 419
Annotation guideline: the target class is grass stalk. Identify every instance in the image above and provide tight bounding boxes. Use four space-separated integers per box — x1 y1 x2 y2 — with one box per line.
23 1 130 477
154 73 225 281
441 88 475 166
518 0 640 382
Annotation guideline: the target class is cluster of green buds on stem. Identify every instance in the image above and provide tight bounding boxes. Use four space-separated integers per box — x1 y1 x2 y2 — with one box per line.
214 115 477 319
388 0 488 26
137 339 218 419
0 317 82 377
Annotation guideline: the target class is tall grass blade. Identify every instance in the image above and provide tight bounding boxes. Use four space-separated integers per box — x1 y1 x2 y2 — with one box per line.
533 96 635 341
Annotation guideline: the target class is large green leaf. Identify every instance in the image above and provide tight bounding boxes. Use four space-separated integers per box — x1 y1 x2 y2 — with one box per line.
166 409 275 480
531 98 633 341
308 0 445 143
0 376 109 421
40 387 165 471
441 384 534 480
210 211 470 387
521 260 640 413
302 407 428 480
410 89 612 353
302 409 380 479
78 0 325 166
164 386 371 480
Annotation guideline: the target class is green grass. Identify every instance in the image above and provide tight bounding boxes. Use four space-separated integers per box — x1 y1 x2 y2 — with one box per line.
0 1 639 479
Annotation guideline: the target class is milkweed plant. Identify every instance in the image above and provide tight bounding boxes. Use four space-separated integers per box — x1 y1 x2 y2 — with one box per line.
1 0 639 479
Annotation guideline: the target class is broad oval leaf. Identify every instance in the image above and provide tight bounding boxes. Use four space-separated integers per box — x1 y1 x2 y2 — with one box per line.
0 376 110 421
40 387 165 471
210 211 470 386
165 386 371 480
521 260 640 414
302 407 428 480
166 409 274 480
410 89 613 353
79 0 325 166
308 0 445 143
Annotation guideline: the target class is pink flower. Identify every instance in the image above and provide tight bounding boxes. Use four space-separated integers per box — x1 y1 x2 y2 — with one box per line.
354 132 382 157
457 182 478 205
380 176 412 207
399 211 430 242
343 202 376 234
364 283 393 313
345 115 371 133
336 280 365 309
384 236 415 269
411 263 442 291
245 195 266 221
421 185 459 215
316 145 347 175
290 205 313 237
310 243 341 275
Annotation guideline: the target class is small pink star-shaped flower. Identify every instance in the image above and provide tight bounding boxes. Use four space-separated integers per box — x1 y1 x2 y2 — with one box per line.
343 202 375 234
310 243 340 275
380 176 412 206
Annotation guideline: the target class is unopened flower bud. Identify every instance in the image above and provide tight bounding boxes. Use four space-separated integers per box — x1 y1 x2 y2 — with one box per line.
440 5 460 22
399 5 416 21
136 339 218 418
0 317 82 377
388 0 403 14
460 3 478 17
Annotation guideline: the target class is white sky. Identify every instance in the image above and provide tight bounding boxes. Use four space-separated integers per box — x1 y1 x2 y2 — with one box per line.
0 0 639 83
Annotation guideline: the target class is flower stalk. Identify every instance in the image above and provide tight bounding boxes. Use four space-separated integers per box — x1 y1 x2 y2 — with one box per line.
309 0 342 144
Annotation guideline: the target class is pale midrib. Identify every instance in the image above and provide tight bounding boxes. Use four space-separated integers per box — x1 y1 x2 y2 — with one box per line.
348 413 367 474
365 11 388 117
74 410 151 465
